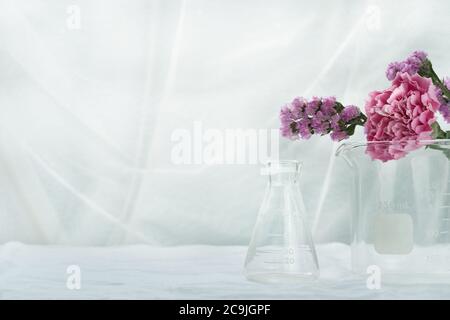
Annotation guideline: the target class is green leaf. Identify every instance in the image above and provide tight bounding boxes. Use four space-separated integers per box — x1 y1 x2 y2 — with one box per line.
334 102 344 113
345 123 356 136
431 122 446 139
427 144 450 161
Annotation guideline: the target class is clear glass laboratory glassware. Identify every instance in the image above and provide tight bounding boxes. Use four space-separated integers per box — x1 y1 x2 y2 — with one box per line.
244 160 319 284
337 140 450 283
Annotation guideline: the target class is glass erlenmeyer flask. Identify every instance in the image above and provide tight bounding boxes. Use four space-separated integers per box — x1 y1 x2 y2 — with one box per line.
244 160 319 283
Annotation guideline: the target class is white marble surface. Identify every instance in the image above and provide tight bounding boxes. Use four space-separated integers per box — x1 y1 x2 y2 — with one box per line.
0 242 449 299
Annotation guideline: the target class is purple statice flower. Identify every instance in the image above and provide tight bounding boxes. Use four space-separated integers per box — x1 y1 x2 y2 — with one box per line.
322 96 336 108
386 61 405 81
305 96 332 136
330 129 348 142
291 97 305 118
311 111 330 135
445 77 450 90
437 77 450 123
341 105 361 122
279 96 362 142
297 118 312 139
279 104 297 139
439 103 450 123
321 96 337 117
405 51 427 73
330 114 340 131
386 50 428 80
435 81 448 105
304 97 320 116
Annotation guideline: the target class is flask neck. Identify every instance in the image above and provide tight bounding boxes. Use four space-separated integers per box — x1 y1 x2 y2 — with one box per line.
264 161 301 186
269 172 298 186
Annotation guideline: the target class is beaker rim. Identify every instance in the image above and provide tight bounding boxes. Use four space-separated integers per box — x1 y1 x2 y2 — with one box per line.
335 139 450 156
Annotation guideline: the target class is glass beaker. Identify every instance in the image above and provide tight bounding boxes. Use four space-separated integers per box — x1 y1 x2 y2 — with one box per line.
336 140 450 283
244 160 319 283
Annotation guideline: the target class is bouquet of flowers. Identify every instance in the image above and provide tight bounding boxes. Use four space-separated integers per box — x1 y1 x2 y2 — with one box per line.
279 51 450 161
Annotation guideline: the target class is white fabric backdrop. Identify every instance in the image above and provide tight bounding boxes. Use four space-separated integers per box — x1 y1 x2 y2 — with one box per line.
0 0 448 245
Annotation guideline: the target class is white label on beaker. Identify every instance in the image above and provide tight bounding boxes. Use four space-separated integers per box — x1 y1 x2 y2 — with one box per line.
374 213 413 255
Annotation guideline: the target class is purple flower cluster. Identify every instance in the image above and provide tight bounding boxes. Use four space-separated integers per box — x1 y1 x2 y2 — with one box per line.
340 105 360 122
437 77 450 123
385 51 428 81
280 96 362 142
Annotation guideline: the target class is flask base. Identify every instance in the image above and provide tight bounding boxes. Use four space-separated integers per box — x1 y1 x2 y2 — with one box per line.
245 272 319 284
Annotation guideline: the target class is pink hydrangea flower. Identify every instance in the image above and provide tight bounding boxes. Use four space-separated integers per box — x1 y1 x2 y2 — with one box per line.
365 72 441 161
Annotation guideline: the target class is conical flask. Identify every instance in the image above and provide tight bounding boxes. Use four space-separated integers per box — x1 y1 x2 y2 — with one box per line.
244 160 319 283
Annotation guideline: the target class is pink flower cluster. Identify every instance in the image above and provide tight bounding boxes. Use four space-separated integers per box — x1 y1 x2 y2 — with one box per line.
364 72 441 161
280 96 361 142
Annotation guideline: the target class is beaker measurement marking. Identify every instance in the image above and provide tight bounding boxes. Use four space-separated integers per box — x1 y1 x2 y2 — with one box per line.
255 247 309 254
262 258 296 265
262 261 283 265
255 249 293 254
255 249 291 256
255 249 282 254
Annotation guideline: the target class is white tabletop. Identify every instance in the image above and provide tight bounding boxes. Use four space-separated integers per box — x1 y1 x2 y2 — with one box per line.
0 242 448 299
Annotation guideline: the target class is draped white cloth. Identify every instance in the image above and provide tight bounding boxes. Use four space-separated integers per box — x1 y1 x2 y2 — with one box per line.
0 0 448 245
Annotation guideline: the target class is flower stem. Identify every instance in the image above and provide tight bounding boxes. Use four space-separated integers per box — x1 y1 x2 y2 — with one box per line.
431 122 450 140
420 60 450 101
